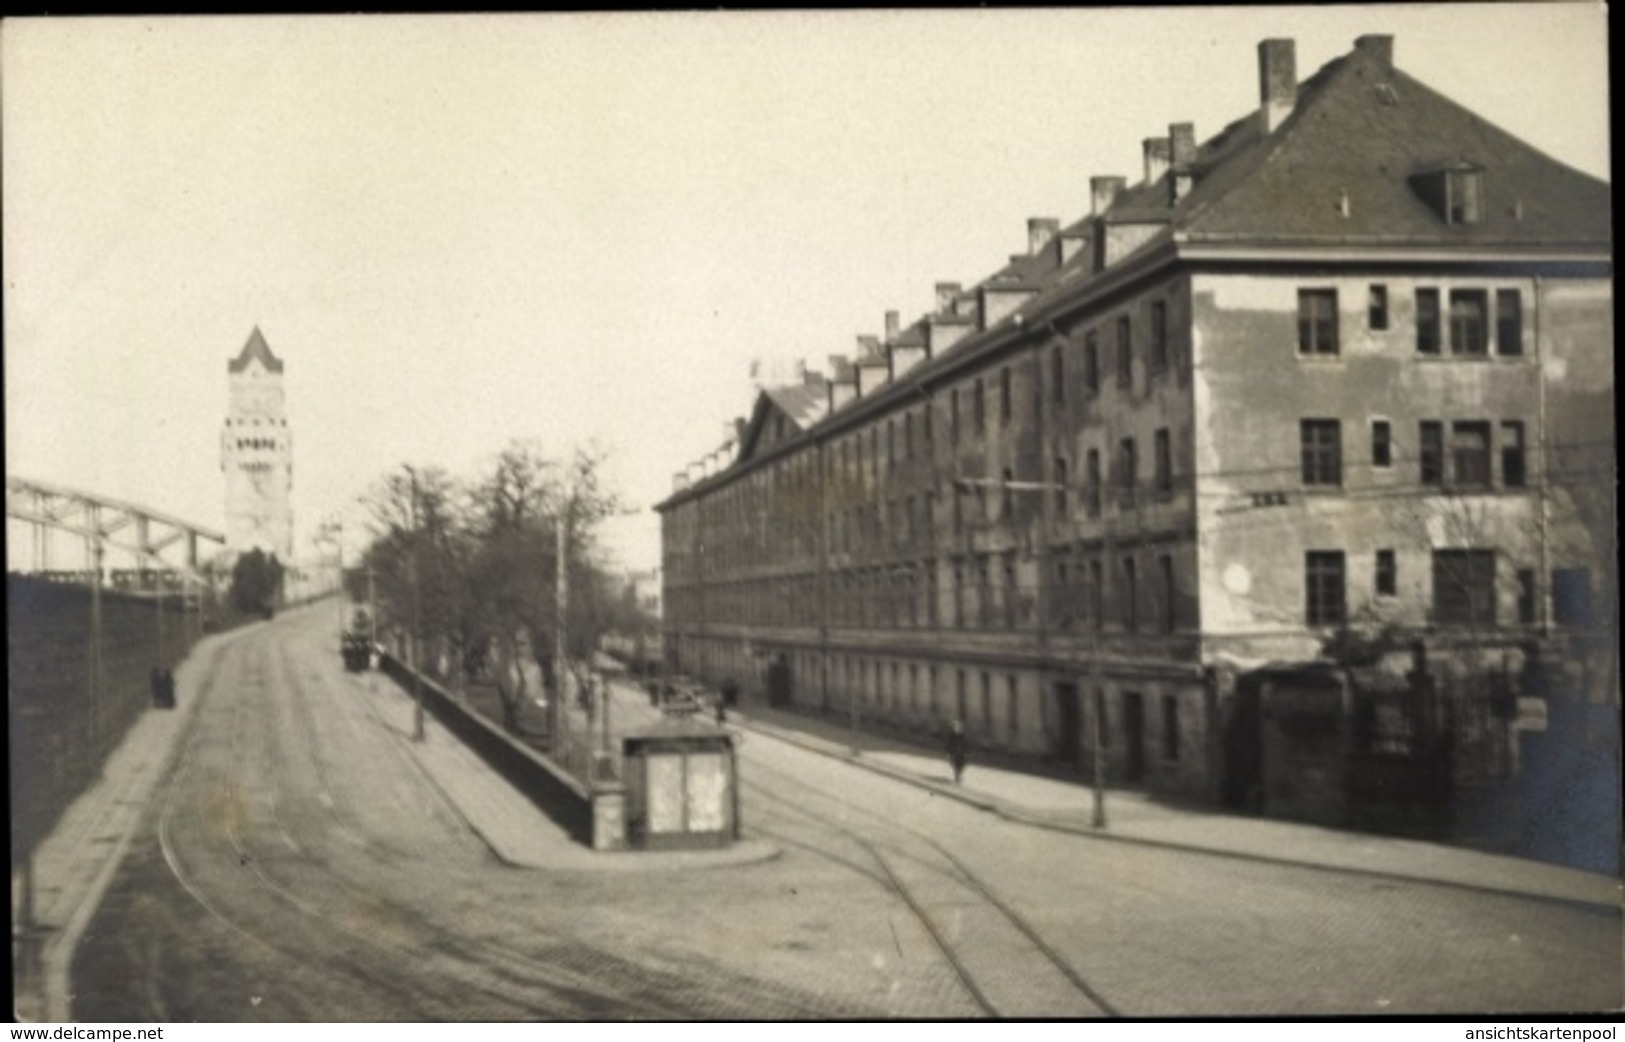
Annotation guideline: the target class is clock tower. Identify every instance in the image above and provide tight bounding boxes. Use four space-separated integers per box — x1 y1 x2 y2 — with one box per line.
222 327 294 566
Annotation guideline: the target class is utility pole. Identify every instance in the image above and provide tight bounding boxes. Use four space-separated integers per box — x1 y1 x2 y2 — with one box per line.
409 471 425 742
551 482 571 752
88 537 104 748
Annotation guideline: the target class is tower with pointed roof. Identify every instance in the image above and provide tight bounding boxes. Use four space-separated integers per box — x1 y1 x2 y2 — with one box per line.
221 327 294 567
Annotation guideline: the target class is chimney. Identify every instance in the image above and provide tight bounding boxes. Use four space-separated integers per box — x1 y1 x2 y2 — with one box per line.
934 281 960 314
1258 38 1297 134
1354 34 1393 67
734 417 748 444
828 354 858 410
1169 122 1197 203
1027 217 1061 256
884 310 900 342
1169 123 1196 167
1090 175 1127 216
673 471 690 492
1142 138 1171 185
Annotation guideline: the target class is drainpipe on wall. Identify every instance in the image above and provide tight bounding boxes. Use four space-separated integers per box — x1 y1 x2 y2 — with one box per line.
1535 275 1550 635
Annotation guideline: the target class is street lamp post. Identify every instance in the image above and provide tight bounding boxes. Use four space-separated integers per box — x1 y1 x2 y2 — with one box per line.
953 473 1109 828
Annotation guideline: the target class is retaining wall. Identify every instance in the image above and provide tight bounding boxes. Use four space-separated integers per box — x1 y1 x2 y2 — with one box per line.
375 651 594 846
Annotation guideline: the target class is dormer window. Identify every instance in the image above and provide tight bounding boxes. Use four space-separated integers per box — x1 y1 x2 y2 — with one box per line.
1413 162 1484 226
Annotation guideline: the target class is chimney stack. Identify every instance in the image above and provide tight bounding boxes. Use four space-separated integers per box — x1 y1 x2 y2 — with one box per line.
1090 175 1127 216
1258 38 1297 134
1027 217 1061 256
1169 123 1197 203
1169 123 1197 166
935 281 962 314
884 310 900 342
1143 138 1171 185
1354 34 1393 67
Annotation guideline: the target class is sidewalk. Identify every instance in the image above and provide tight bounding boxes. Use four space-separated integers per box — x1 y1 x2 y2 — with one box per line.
12 621 248 1023
723 700 1622 910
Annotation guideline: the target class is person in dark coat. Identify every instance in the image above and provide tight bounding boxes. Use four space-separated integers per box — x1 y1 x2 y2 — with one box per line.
946 719 968 784
150 666 164 708
161 669 177 708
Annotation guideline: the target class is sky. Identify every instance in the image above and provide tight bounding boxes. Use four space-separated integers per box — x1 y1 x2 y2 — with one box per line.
3 6 1611 576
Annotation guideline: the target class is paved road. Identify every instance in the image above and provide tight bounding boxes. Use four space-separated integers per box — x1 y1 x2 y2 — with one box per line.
69 608 1621 1019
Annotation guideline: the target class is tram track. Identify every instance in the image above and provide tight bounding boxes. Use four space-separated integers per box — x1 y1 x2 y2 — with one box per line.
741 769 1119 1018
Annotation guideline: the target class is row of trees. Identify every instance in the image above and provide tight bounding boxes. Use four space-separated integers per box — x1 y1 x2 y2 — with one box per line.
347 440 656 731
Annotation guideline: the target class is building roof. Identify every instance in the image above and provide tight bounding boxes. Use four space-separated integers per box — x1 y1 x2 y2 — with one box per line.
659 35 1610 512
228 326 284 374
1172 43 1611 246
737 375 831 463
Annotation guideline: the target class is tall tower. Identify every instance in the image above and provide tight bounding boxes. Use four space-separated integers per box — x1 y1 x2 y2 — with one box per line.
222 327 293 565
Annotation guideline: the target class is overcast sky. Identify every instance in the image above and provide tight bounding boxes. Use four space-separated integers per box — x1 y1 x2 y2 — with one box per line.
3 6 1610 575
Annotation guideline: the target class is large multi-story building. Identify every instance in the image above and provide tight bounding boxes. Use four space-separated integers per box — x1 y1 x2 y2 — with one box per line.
656 35 1612 803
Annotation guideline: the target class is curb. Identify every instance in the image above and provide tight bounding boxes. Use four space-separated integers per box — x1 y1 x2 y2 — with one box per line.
732 713 1621 913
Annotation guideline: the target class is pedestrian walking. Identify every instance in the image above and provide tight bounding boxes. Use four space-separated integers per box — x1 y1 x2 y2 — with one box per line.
946 718 968 785
162 668 177 708
149 666 164 708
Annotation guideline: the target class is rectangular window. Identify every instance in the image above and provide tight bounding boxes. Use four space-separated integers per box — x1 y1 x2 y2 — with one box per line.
1376 549 1397 596
1420 421 1444 485
1089 558 1104 630
1552 568 1594 627
1158 553 1176 632
1447 169 1483 225
950 389 960 443
999 367 1012 426
1298 289 1339 355
1434 549 1496 627
1154 428 1172 494
1007 676 1020 743
1300 419 1343 486
1501 421 1526 488
1452 421 1492 487
1417 288 1441 355
981 673 993 735
1053 456 1068 516
1149 301 1168 372
1368 284 1389 330
1372 420 1392 468
904 414 914 460
1086 449 1102 516
1084 333 1100 394
924 404 933 445
1116 317 1133 388
1516 568 1537 625
952 564 964 627
1449 290 1489 355
1162 694 1180 761
974 379 986 432
1054 557 1072 628
1496 289 1523 356
887 420 895 464
1051 346 1065 405
1306 551 1347 627
1122 556 1138 630
1118 438 1137 502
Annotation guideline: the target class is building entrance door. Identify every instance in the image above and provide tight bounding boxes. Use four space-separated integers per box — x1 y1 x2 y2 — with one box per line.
1054 681 1081 767
1122 691 1146 783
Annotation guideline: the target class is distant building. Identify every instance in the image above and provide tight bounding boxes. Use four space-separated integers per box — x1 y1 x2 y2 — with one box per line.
221 327 294 567
656 35 1612 803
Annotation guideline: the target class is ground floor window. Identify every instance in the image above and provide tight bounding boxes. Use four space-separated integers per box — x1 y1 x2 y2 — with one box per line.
1433 549 1497 627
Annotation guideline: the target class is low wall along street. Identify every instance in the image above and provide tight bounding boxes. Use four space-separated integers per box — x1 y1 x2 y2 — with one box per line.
375 650 596 846
9 576 198 865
